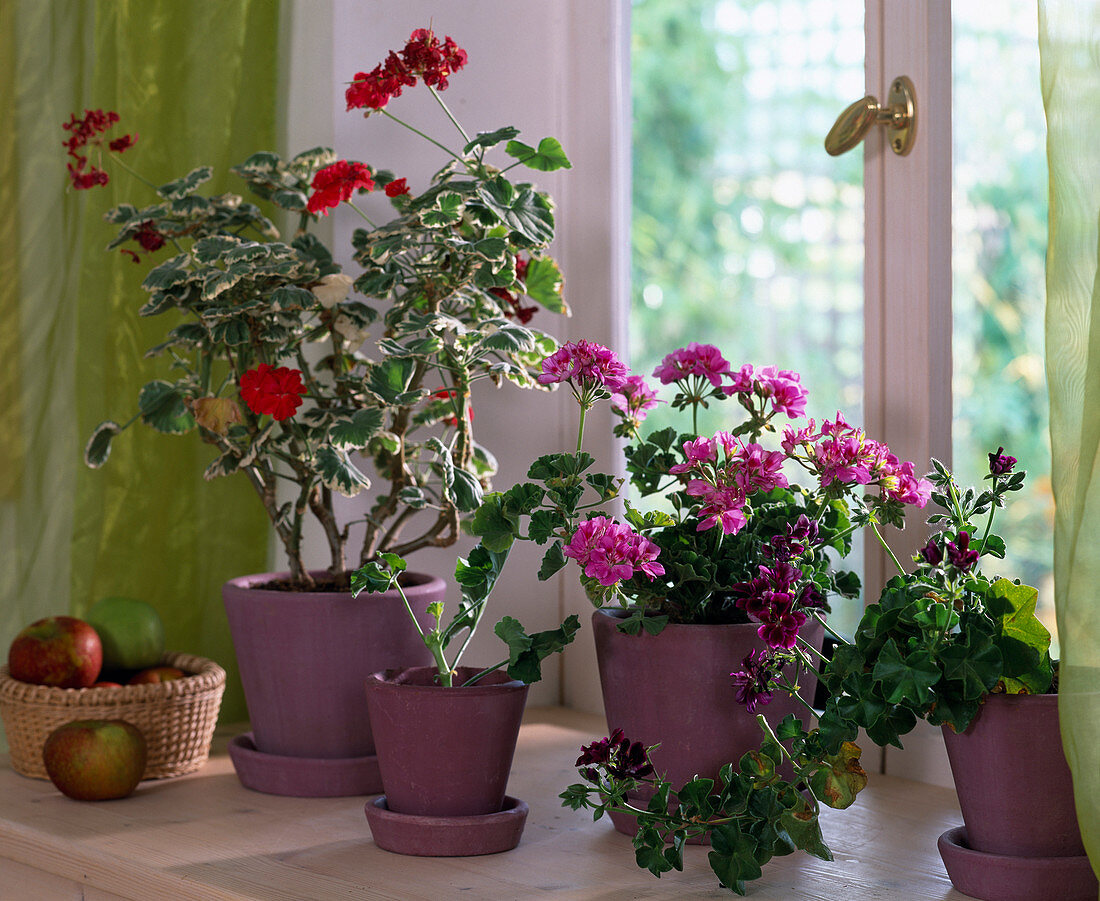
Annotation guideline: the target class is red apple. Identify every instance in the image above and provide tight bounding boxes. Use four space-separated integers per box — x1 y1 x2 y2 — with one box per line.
128 665 185 684
91 681 124 688
7 616 102 688
43 719 147 801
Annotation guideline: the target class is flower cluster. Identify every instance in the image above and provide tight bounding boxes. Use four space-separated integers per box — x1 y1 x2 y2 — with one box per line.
611 375 660 434
346 28 467 112
668 432 789 534
727 363 808 418
783 413 932 507
238 364 307 421
563 516 664 587
63 108 136 189
729 649 776 713
538 340 629 401
653 342 733 389
306 159 375 215
575 729 653 783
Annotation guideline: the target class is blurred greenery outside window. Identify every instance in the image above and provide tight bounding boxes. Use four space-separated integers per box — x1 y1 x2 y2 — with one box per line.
630 0 1053 645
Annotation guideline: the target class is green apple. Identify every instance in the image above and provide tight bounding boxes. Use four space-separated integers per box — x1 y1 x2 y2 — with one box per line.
85 597 165 670
43 719 147 801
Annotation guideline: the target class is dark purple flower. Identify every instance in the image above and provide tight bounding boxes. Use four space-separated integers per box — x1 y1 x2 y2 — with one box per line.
946 531 980 571
576 729 652 782
797 582 826 610
731 649 776 712
919 537 943 566
988 447 1017 475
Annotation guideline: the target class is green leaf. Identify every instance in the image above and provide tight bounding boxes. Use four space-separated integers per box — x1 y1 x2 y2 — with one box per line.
138 381 194 434
472 237 508 261
938 635 1002 700
210 319 251 346
707 826 762 894
367 357 417 404
463 126 521 154
504 136 572 171
809 741 868 809
871 638 941 707
469 494 519 553
984 577 1053 693
522 257 568 313
450 468 484 513
313 445 371 497
193 235 244 263
156 166 213 200
142 254 191 291
270 285 315 310
528 509 564 544
477 322 536 354
421 191 465 228
537 541 567 581
328 408 384 449
476 177 555 245
495 614 580 684
84 421 122 468
780 801 833 861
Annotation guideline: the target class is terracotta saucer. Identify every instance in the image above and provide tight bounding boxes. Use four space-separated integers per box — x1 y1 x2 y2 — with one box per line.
938 826 1099 901
365 795 528 856
228 732 381 797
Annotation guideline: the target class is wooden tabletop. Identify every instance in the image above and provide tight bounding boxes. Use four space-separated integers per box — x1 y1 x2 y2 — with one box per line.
0 707 967 901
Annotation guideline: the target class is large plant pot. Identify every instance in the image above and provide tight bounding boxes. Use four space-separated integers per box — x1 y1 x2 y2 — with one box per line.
363 665 530 856
937 693 1098 901
222 570 440 797
592 609 824 837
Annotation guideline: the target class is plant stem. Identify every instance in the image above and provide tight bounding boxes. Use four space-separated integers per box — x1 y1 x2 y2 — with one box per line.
381 109 464 163
106 151 159 191
427 84 471 144
811 610 847 644
870 520 905 575
344 200 377 228
576 403 588 454
461 659 509 686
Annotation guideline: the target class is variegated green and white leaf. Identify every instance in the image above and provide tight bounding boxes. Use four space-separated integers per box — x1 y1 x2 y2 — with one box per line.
142 255 191 291
203 449 240 481
210 319 251 346
104 203 141 225
223 243 271 264
329 408 385 449
203 268 247 301
192 235 244 263
84 421 122 468
156 166 213 200
314 445 371 497
421 191 464 228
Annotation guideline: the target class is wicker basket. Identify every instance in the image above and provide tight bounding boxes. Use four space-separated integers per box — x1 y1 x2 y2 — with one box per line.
0 651 225 780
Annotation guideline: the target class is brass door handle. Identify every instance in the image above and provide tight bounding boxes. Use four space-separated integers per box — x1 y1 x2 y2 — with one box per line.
825 75 916 157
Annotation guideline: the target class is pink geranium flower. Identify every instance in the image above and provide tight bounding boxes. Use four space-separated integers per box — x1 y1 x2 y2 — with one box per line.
563 517 664 586
538 341 629 392
652 343 732 388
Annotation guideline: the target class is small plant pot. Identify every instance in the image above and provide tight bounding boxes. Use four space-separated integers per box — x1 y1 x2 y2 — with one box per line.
938 693 1098 901
363 666 529 856
222 571 439 797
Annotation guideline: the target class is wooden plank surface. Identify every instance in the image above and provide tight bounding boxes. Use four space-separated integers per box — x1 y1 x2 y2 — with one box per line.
0 707 967 901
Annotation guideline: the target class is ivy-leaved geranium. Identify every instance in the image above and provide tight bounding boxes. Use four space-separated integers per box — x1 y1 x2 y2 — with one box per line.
71 28 573 589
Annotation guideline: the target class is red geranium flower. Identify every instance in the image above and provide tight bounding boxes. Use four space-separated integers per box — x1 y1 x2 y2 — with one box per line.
345 29 467 112
306 160 375 215
62 109 135 190
384 177 409 198
134 221 166 252
239 364 306 421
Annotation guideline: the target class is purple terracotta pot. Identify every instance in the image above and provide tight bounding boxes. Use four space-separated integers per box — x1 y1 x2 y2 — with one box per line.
593 609 824 796
942 693 1086 858
222 570 439 760
365 666 529 818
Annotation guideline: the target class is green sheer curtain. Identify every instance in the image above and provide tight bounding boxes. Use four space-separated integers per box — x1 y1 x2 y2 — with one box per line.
1039 0 1100 882
1 1 279 739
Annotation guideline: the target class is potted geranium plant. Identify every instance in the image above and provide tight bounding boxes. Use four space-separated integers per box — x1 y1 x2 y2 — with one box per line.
593 451 1093 897
351 340 650 856
67 27 571 796
549 342 931 838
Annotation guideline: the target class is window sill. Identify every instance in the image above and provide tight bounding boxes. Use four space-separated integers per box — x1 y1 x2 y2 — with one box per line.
0 707 967 900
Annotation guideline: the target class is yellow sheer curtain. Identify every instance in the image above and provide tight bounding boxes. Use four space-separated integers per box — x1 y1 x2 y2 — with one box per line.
1040 0 1100 881
1 1 278 739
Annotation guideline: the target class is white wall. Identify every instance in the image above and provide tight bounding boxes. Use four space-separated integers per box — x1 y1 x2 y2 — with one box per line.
284 0 627 711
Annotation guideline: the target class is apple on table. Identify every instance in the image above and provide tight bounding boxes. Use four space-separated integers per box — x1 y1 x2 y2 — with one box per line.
43 719 147 801
7 616 102 688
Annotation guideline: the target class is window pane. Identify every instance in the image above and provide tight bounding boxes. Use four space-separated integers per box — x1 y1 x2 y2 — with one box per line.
631 0 865 636
952 3 1055 647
